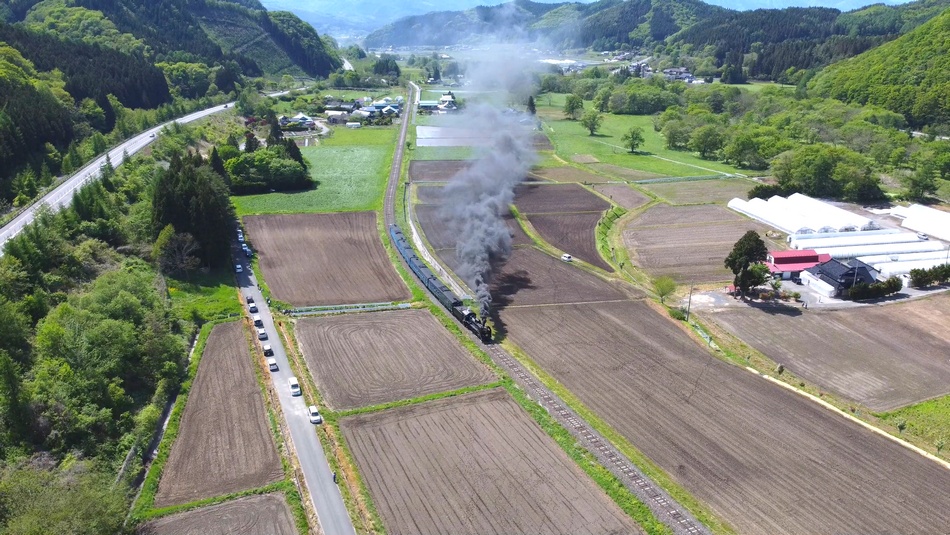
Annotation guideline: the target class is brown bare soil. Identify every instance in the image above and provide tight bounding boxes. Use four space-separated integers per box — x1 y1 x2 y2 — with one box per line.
624 205 776 283
629 204 741 227
408 160 472 182
244 212 410 306
531 166 608 183
415 185 444 204
515 183 610 214
533 133 554 150
589 163 663 181
528 213 611 271
340 388 641 535
641 178 754 205
415 204 530 249
571 154 600 164
706 294 950 411
138 494 296 535
438 247 634 308
296 309 494 410
593 184 650 209
154 322 282 507
500 301 950 535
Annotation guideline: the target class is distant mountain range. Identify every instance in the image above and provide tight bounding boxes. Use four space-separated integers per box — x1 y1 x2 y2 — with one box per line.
261 0 916 40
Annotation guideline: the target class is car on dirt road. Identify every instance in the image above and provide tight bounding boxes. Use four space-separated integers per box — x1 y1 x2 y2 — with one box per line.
288 377 301 396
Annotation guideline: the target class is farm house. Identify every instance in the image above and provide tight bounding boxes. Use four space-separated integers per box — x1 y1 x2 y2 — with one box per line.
765 250 831 279
801 259 878 297
727 193 877 235
892 204 950 242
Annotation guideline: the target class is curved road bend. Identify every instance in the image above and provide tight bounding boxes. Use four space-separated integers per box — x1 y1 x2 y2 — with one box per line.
0 89 297 253
235 260 354 535
382 83 708 535
0 104 228 251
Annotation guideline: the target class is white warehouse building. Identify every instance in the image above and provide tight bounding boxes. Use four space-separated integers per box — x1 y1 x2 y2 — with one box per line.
813 241 946 260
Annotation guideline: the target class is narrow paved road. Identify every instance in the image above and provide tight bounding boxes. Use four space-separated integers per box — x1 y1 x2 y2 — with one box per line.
0 90 297 253
234 254 354 535
0 103 230 251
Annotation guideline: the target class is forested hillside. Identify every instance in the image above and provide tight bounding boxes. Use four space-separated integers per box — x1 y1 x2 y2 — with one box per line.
0 0 339 212
810 6 950 127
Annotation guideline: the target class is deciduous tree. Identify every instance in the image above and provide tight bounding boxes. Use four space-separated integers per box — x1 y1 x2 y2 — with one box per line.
725 230 769 296
580 110 603 135
563 94 584 120
621 126 646 153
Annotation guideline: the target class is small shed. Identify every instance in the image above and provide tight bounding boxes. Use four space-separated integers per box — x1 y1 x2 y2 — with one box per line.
766 250 831 280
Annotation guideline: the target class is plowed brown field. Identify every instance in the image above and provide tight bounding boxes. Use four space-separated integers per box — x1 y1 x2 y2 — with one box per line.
515 183 610 213
529 166 608 183
154 322 282 507
438 247 633 308
244 212 409 306
641 178 754 204
707 294 950 411
415 204 530 249
408 160 472 182
593 184 650 209
296 309 494 410
500 300 950 535
138 494 296 535
340 388 641 535
528 213 611 270
624 204 776 283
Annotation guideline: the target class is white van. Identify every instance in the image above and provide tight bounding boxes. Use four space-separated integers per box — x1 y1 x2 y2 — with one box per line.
288 377 301 396
560 253 573 262
267 357 278 371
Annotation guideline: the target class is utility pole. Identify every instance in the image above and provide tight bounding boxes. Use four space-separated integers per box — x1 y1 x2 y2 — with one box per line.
685 284 694 322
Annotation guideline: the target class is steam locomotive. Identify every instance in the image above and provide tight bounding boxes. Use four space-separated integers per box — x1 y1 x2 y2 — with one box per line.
390 224 493 342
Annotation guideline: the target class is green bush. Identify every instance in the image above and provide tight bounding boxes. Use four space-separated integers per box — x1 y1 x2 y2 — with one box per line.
848 276 903 300
909 263 950 288
668 308 687 321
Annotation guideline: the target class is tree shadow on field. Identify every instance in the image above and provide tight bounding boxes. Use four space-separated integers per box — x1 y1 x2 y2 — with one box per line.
744 299 803 317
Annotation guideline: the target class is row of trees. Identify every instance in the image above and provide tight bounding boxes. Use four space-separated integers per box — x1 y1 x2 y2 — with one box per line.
550 69 947 202
909 263 950 288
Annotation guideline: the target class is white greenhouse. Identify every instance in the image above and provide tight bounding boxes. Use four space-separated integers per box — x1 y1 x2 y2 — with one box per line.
728 193 876 236
858 250 950 266
877 258 950 279
892 204 950 242
788 228 899 244
791 233 924 250
813 241 946 259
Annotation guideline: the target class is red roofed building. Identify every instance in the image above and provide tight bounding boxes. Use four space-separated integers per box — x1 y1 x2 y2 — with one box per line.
766 249 832 280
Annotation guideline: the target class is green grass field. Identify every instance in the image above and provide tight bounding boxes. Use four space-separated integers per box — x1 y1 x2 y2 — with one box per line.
537 94 743 178
166 270 242 324
232 127 396 215
878 395 950 455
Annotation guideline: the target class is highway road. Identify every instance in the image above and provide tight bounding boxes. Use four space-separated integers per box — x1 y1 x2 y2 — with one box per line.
234 253 354 535
0 103 237 251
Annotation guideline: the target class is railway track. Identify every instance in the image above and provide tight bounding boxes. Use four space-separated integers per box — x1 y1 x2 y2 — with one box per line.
382 81 708 535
